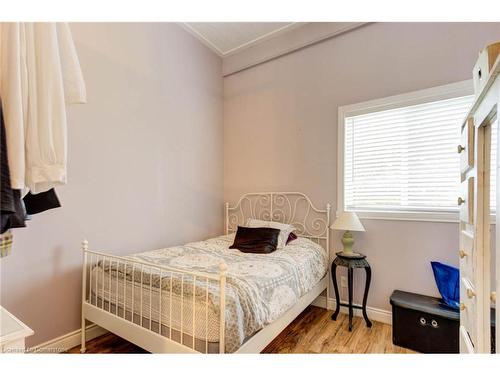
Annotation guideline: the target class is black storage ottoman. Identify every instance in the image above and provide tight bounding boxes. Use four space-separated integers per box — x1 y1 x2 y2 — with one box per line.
390 290 459 353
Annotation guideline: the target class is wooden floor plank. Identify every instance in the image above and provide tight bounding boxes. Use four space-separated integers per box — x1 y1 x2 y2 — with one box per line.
68 306 415 354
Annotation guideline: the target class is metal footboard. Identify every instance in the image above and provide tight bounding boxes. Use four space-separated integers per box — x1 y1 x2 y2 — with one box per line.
80 240 227 353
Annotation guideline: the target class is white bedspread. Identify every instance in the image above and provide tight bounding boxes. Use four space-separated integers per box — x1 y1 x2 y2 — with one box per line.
91 234 327 352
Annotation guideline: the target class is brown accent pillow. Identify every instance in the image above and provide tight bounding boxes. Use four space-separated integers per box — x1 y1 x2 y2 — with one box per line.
229 226 280 254
286 232 298 245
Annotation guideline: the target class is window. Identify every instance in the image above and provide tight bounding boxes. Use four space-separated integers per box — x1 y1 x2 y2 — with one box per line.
338 80 496 222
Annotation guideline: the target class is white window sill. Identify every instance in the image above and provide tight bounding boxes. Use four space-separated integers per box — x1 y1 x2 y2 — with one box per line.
340 210 496 224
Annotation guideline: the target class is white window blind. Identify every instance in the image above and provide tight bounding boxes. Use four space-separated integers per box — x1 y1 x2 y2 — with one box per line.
344 95 476 214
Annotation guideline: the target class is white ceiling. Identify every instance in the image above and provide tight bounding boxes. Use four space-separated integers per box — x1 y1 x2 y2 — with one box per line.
182 22 302 56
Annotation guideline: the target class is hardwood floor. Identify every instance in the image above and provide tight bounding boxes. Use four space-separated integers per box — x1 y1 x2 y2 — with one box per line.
68 331 147 354
262 306 414 353
68 306 415 354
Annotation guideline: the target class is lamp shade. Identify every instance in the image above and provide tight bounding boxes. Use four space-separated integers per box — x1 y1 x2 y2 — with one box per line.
330 212 365 232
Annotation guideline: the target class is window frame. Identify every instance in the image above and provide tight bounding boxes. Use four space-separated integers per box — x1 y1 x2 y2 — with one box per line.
337 80 474 223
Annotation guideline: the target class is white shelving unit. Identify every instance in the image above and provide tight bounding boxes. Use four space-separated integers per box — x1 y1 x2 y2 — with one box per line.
458 45 500 353
0 306 34 353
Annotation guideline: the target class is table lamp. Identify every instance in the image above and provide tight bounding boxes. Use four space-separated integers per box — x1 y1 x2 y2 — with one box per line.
330 212 365 257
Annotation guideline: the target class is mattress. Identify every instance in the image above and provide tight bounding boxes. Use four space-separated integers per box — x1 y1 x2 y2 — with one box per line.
89 234 327 353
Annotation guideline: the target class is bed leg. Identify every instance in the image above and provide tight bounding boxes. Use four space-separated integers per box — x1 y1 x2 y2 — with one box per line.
326 203 331 311
81 239 88 353
80 317 87 353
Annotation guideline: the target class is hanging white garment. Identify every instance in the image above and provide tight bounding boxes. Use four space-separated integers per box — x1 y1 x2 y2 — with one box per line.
0 23 27 190
0 22 86 194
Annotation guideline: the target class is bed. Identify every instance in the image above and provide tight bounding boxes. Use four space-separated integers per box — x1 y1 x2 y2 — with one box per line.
80 192 331 353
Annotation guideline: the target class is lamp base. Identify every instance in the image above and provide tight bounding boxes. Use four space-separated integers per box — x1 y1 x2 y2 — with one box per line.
338 251 364 258
340 231 363 258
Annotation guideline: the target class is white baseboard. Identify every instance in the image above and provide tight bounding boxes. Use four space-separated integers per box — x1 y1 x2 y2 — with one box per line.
29 324 108 353
312 296 392 325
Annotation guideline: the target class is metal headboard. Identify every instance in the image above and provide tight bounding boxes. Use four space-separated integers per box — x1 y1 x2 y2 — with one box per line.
224 192 330 250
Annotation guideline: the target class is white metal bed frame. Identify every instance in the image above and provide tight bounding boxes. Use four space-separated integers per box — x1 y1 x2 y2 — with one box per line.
80 192 330 354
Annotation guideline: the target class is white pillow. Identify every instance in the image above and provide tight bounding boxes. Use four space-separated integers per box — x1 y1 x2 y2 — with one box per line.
246 218 294 250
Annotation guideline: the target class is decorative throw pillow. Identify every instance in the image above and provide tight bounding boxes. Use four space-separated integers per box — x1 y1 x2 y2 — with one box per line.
286 232 298 245
246 218 295 249
229 226 280 254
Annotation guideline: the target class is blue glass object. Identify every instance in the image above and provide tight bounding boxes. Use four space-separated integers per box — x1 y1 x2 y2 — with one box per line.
431 261 460 310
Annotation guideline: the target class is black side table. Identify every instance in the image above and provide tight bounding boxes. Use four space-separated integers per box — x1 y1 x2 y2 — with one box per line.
331 252 372 331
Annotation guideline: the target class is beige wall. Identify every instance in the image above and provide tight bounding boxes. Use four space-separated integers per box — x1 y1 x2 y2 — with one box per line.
224 22 500 310
0 23 223 347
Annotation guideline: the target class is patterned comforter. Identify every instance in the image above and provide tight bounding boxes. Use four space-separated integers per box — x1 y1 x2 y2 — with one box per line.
99 234 328 352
